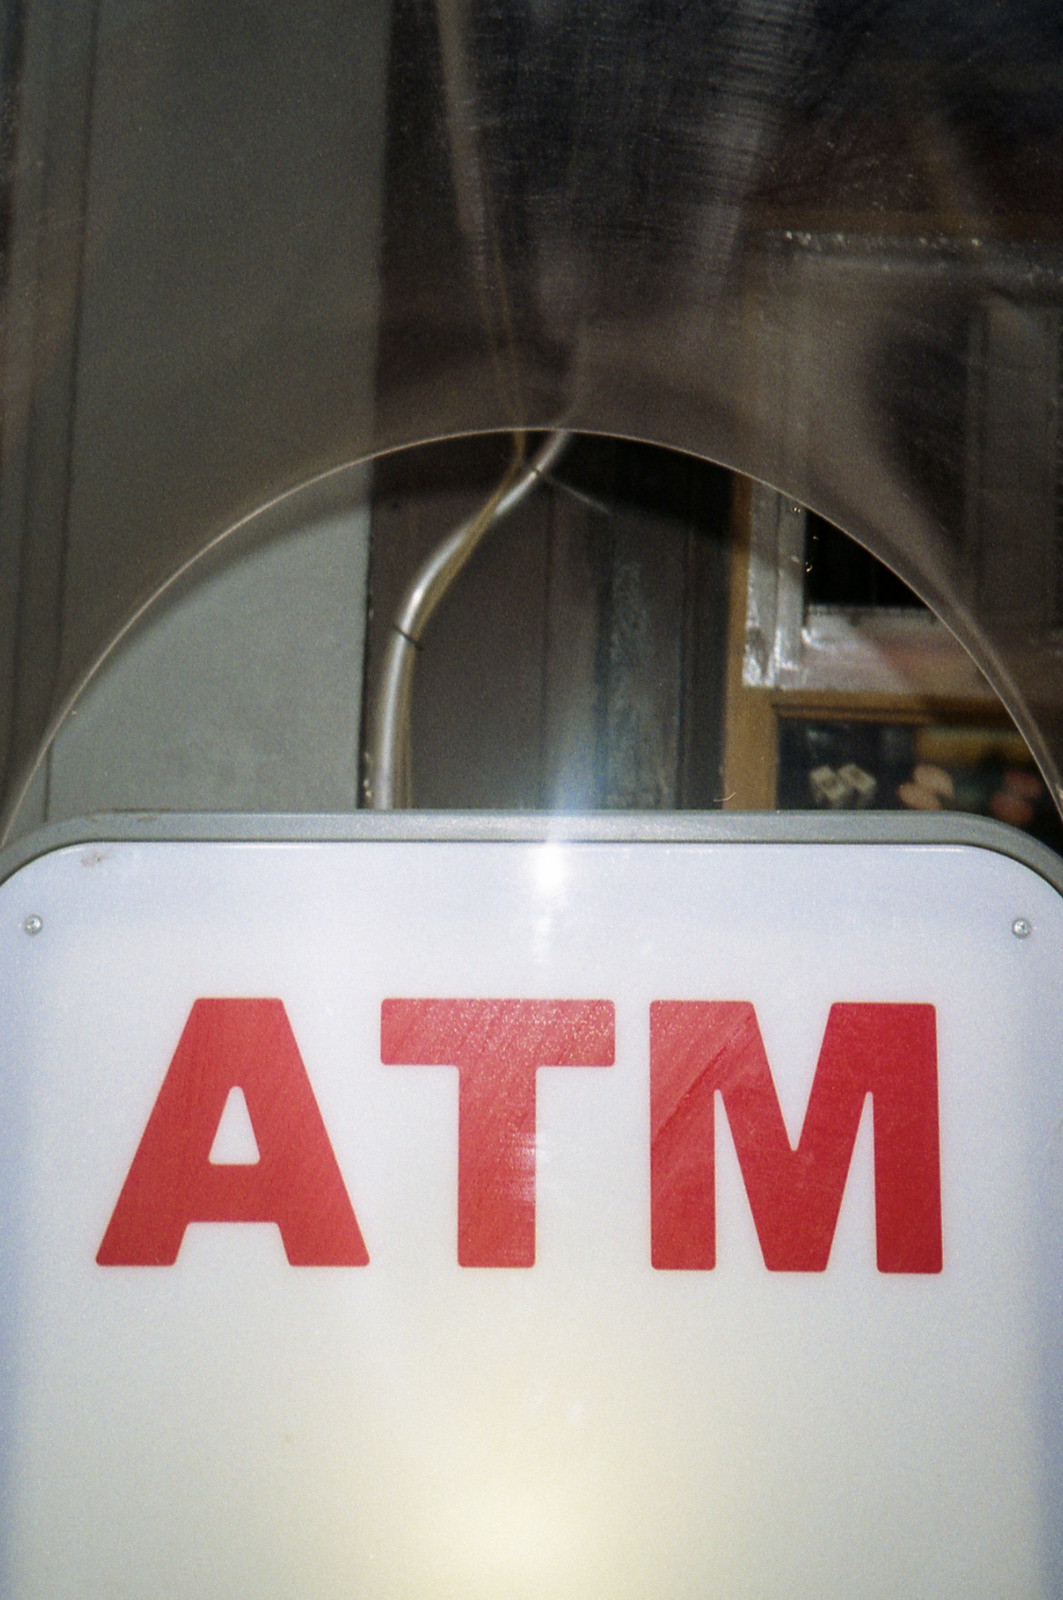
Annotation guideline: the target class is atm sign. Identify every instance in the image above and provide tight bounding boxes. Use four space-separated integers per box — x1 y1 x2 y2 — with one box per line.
97 995 941 1273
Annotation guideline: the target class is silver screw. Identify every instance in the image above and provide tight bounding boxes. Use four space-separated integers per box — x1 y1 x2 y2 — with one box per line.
1012 917 1032 939
22 914 42 936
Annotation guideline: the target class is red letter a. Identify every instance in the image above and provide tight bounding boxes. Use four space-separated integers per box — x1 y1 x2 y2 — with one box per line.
97 999 368 1265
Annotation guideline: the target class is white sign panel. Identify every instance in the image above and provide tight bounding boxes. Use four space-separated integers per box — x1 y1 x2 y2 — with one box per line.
1 829 1061 1598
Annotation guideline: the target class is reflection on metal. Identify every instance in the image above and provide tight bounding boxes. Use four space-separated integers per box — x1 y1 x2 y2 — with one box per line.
785 611 994 700
744 483 994 701
366 430 569 809
743 485 807 685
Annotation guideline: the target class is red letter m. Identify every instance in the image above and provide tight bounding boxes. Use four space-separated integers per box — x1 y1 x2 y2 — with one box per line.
651 1002 940 1272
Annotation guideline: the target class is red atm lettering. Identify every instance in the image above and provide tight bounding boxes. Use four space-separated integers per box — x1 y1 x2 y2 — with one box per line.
651 1002 941 1272
97 999 368 1266
381 999 615 1266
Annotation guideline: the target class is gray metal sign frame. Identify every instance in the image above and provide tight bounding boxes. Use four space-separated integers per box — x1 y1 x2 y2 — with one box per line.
3 810 1062 905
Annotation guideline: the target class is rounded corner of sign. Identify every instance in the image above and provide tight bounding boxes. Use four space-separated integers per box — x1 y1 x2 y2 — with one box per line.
923 812 1063 902
0 819 101 897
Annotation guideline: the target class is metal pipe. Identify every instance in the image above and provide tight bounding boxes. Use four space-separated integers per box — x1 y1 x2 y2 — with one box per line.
365 429 570 808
